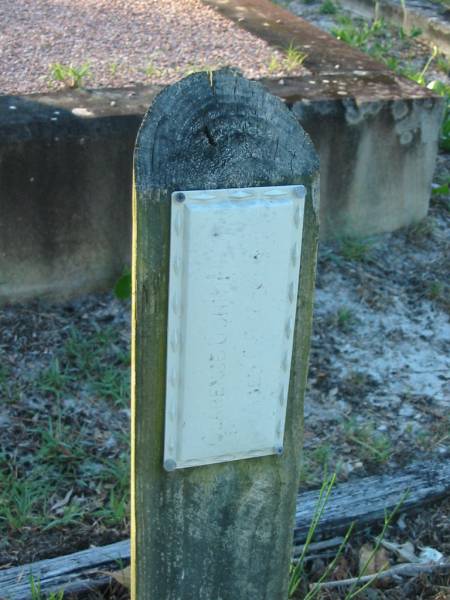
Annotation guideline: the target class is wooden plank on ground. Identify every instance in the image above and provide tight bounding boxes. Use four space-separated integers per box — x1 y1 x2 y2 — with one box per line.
0 540 129 599
1 460 449 599
294 459 450 541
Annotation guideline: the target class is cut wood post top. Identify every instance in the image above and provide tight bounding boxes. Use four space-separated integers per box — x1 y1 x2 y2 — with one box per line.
134 68 319 194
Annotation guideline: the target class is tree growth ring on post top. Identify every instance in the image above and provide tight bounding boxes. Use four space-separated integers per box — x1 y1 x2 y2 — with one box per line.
132 68 319 599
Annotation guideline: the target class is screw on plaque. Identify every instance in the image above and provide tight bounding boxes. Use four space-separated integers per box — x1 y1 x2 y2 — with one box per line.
164 459 177 472
274 446 284 456
174 192 186 203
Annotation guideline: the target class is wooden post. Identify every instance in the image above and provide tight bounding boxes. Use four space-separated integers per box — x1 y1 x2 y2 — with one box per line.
131 69 319 599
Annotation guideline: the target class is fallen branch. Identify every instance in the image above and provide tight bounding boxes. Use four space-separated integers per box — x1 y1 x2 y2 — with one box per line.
293 536 345 557
311 561 450 590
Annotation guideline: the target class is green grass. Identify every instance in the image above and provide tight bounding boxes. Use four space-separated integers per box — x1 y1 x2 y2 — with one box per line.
336 307 357 331
25 325 131 408
320 0 338 15
30 575 64 600
290 471 409 597
0 418 92 532
90 365 130 407
109 62 120 76
289 473 350 598
184 64 218 77
64 326 117 375
144 62 163 78
0 323 131 539
95 485 129 527
0 453 50 531
289 475 406 598
425 280 449 310
0 362 10 397
405 218 434 244
323 306 359 333
344 420 392 464
0 362 9 383
416 415 450 451
427 280 443 299
342 492 408 599
266 44 308 74
35 359 73 398
331 16 421 54
300 444 337 487
435 55 450 75
432 179 450 197
63 326 130 405
344 370 370 389
114 270 131 300
0 376 21 404
0 418 130 535
268 55 281 73
339 237 373 262
332 16 384 49
284 43 308 71
36 418 88 471
50 63 91 89
427 79 450 152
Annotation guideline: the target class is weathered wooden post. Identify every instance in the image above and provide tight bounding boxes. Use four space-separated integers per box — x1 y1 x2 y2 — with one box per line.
131 69 319 599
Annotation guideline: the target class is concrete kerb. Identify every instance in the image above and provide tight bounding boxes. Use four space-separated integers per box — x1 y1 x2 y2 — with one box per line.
0 90 147 305
0 0 444 304
204 0 444 237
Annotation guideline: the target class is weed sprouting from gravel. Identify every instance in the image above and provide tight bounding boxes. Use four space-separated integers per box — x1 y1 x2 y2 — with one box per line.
50 63 91 89
284 42 308 70
144 62 163 78
268 55 281 73
109 62 120 76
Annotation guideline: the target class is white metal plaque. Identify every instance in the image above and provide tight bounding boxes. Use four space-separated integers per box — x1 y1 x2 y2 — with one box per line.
164 185 305 471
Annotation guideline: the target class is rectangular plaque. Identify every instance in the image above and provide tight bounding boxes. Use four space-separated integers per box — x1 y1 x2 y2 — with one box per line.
164 185 305 471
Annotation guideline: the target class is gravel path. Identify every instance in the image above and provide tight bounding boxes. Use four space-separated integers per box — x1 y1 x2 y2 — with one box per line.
0 0 304 95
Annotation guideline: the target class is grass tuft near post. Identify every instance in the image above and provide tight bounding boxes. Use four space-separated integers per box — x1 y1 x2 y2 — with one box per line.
131 69 319 599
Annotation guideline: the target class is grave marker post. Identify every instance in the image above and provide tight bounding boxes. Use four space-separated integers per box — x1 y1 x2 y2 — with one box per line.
131 69 319 599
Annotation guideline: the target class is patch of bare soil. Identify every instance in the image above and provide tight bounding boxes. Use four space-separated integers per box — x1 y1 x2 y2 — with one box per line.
303 158 450 489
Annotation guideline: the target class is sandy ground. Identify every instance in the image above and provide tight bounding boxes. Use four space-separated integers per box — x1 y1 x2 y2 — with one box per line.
1 157 448 560
0 0 305 95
